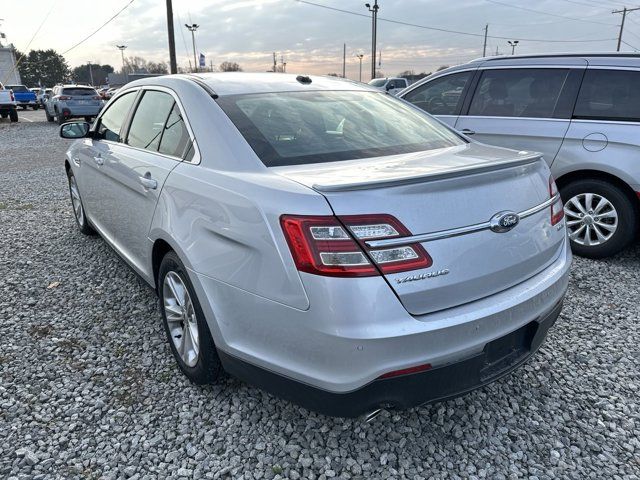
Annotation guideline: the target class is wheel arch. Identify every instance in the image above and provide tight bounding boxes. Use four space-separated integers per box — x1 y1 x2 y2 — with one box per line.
555 169 640 211
151 238 174 293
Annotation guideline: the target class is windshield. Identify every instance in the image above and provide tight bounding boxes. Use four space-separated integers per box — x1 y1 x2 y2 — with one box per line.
217 90 464 167
7 85 28 92
368 79 387 87
62 88 97 96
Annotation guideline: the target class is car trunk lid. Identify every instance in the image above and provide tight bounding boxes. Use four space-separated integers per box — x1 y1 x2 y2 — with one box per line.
273 143 565 315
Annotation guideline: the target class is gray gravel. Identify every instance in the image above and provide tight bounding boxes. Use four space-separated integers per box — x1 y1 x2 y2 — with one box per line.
1 113 640 479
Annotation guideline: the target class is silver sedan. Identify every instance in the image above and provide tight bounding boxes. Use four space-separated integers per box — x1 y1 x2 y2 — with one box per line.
60 73 571 417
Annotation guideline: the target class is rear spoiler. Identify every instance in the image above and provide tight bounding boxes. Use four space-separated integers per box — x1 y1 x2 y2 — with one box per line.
312 153 541 192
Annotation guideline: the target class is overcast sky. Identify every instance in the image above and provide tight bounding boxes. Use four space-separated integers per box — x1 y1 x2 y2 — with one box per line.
1 0 636 81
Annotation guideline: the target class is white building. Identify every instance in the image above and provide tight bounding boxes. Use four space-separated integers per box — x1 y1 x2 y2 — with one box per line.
0 46 21 85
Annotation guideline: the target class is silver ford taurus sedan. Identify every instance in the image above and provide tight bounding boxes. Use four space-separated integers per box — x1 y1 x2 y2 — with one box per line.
60 73 571 417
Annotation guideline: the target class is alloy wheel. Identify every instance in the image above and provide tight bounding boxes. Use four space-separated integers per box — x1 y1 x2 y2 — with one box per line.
69 175 85 226
163 271 200 367
564 192 618 246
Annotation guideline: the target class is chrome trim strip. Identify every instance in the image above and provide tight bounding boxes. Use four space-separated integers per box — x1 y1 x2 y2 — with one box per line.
365 194 560 248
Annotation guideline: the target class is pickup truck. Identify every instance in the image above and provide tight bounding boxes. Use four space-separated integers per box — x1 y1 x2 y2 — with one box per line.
4 84 38 110
0 82 19 122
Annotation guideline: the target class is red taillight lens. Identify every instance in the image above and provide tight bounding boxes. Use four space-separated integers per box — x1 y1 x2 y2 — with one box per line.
58 95 71 100
549 176 564 226
378 363 432 379
280 214 432 277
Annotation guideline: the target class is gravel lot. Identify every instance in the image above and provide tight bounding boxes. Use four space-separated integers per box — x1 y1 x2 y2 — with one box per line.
1 111 639 479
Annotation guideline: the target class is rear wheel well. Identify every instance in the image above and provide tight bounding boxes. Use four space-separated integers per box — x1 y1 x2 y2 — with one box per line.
152 240 173 292
555 170 640 210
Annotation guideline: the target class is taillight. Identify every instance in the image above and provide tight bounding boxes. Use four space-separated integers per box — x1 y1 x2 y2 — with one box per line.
92 95 100 100
549 176 564 226
280 214 432 277
9 92 14 101
58 95 71 100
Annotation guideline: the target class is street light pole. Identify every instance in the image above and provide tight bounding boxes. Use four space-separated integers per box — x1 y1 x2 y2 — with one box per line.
508 40 519 55
356 53 364 82
185 23 199 72
116 45 127 75
365 1 379 80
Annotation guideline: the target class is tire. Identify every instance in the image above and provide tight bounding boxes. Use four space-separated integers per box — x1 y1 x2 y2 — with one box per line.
1 113 7 119
561 178 639 258
32 105 39 110
20 105 27 110
158 251 221 385
66 170 95 235
45 108 54 122
9 109 18 123
57 111 66 125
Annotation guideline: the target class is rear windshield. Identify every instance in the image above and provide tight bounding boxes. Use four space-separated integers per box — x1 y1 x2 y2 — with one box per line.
62 88 97 96
7 85 28 92
217 90 464 166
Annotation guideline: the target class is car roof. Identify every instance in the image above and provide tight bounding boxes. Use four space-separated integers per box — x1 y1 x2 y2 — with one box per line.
126 72 377 97
466 52 640 67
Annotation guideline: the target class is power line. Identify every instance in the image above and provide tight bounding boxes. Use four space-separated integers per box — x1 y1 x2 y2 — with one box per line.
295 0 616 43
484 0 617 26
621 39 639 50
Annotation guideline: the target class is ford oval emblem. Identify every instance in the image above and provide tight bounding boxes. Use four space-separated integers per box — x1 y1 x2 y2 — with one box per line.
490 211 520 233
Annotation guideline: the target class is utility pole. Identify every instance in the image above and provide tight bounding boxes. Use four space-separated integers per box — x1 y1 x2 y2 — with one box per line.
508 40 519 55
342 43 346 78
166 0 177 74
356 53 364 82
116 45 127 75
365 1 379 80
613 7 640 51
185 23 199 72
483 24 488 57
87 61 94 86
273 52 277 72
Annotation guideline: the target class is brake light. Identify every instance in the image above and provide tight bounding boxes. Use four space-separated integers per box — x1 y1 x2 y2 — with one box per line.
549 176 564 226
58 95 71 100
280 214 432 277
9 92 14 101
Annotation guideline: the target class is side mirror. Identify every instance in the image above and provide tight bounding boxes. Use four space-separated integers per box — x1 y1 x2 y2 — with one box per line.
386 83 393 91
60 121 91 139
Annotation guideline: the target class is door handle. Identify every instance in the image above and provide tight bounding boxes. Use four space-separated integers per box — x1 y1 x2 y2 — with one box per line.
460 129 475 135
139 174 157 190
93 156 104 166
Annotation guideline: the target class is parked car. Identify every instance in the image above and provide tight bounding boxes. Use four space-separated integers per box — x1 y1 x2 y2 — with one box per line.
0 82 18 122
399 53 640 258
368 77 409 95
60 73 571 417
5 84 38 110
103 87 120 100
31 87 52 106
44 85 104 124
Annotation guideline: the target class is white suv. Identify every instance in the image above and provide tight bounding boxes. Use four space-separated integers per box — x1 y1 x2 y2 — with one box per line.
368 77 409 95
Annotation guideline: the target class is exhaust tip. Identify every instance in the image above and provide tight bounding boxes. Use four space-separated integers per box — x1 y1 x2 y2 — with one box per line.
363 408 384 423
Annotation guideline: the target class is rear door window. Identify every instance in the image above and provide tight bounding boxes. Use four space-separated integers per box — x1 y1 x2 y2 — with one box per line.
573 69 640 122
403 71 472 115
158 103 193 158
468 68 569 118
126 90 175 152
97 91 137 142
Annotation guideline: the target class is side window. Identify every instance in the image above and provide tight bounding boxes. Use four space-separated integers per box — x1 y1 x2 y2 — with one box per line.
574 69 640 122
158 103 193 158
468 68 569 118
97 91 137 142
126 90 175 151
403 71 472 116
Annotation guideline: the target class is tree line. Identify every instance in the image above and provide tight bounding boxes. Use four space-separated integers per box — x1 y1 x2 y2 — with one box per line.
13 49 244 87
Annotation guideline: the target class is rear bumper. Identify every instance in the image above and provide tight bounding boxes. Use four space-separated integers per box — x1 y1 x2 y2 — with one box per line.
219 300 563 417
61 106 102 116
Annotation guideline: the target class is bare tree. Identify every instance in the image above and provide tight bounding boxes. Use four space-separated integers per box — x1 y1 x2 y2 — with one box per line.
219 61 242 72
124 56 168 74
436 65 450 71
